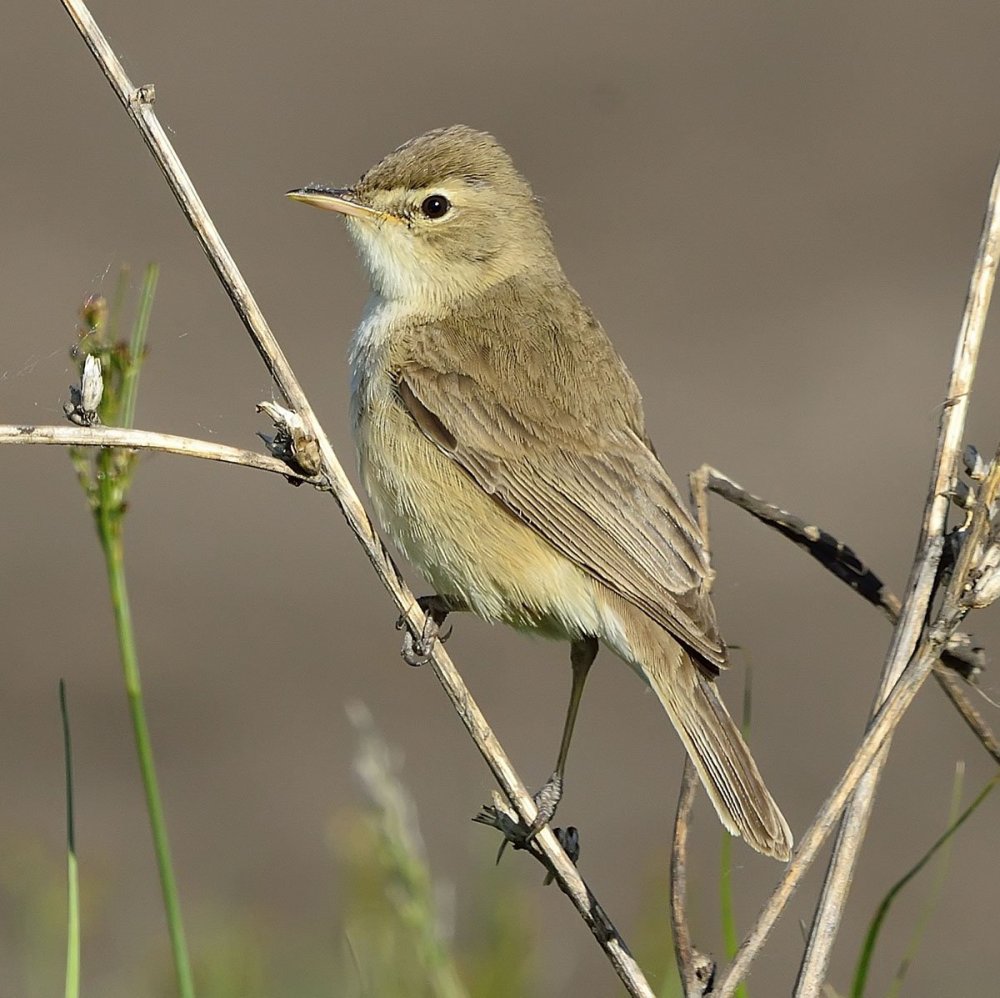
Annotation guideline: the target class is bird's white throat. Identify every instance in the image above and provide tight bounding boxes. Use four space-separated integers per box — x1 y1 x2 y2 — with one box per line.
346 215 436 304
347 292 419 429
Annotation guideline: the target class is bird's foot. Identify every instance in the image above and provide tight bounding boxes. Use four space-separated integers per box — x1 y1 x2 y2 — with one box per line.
473 791 580 885
400 617 441 666
480 771 563 855
397 596 453 666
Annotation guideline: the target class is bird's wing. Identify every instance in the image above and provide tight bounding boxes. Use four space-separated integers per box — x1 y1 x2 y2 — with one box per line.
395 354 726 670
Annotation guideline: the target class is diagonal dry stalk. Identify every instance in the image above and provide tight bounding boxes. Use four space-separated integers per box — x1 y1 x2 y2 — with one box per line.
708 616 966 995
52 0 653 994
706 154 1000 998
669 757 715 998
670 451 999 998
792 155 1000 998
680 456 1000 993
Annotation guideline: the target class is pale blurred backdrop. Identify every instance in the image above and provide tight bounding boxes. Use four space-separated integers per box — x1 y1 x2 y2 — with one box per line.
3 2 1000 996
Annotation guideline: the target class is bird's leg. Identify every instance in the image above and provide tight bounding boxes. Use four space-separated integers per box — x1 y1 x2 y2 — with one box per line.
528 636 599 837
399 594 467 666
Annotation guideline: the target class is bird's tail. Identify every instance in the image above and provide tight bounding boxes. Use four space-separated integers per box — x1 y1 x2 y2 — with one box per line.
644 639 793 861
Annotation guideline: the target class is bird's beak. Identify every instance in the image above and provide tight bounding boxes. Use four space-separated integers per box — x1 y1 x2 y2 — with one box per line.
285 185 383 220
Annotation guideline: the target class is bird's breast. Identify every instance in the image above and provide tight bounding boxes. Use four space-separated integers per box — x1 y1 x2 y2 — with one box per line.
348 311 608 639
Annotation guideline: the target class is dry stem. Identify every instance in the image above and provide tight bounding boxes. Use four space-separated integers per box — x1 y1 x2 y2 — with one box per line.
666 470 716 998
670 758 714 997
672 153 1000 996
792 154 1000 998
0 424 318 482
692 464 999 764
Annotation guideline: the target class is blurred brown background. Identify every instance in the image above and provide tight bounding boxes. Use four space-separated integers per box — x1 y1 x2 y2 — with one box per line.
4 2 1000 995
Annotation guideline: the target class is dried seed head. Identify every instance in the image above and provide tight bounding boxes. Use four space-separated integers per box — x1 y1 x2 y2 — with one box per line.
63 353 104 426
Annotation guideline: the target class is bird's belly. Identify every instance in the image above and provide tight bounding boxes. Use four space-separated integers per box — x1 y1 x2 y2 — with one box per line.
355 394 606 639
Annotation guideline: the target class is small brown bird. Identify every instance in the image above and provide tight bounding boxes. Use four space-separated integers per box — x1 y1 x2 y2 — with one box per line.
288 126 792 860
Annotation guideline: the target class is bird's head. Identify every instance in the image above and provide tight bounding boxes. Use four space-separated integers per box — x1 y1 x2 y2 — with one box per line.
288 125 557 308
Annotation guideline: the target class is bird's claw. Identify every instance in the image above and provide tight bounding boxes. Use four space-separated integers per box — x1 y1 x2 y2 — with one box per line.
397 598 454 666
473 791 580 886
400 621 439 666
472 773 580 884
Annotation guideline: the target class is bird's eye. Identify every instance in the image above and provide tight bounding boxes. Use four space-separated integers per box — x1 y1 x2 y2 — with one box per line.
420 194 451 219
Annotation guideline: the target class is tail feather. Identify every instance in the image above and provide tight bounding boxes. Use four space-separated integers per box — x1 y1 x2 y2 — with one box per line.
647 642 793 861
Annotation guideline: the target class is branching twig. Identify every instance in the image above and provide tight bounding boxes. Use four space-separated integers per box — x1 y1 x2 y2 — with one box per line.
712 623 949 996
680 152 1000 995
0 424 320 483
691 465 999 765
933 668 1000 764
670 758 714 997
698 155 1000 997
792 155 1000 998
53 1 652 993
666 474 717 998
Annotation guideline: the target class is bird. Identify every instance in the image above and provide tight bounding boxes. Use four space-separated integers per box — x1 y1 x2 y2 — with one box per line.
287 125 792 860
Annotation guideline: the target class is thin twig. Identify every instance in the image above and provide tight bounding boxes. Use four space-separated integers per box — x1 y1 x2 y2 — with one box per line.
55 2 652 993
690 466 896 619
793 154 1000 998
934 667 1000 765
704 157 1000 997
714 629 945 996
0 424 319 482
664 471 718 998
669 758 695 987
692 464 1000 765
670 758 713 997
710 463 1000 997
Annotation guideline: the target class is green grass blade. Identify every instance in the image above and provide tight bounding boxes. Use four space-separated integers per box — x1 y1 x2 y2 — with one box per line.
97 500 195 998
105 265 130 345
120 263 158 429
60 680 80 998
850 769 1000 998
719 831 744 998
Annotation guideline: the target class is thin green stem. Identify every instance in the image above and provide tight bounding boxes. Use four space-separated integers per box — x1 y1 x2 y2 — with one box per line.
64 852 80 998
121 264 157 429
719 834 740 981
96 491 195 998
60 680 80 998
106 265 130 345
